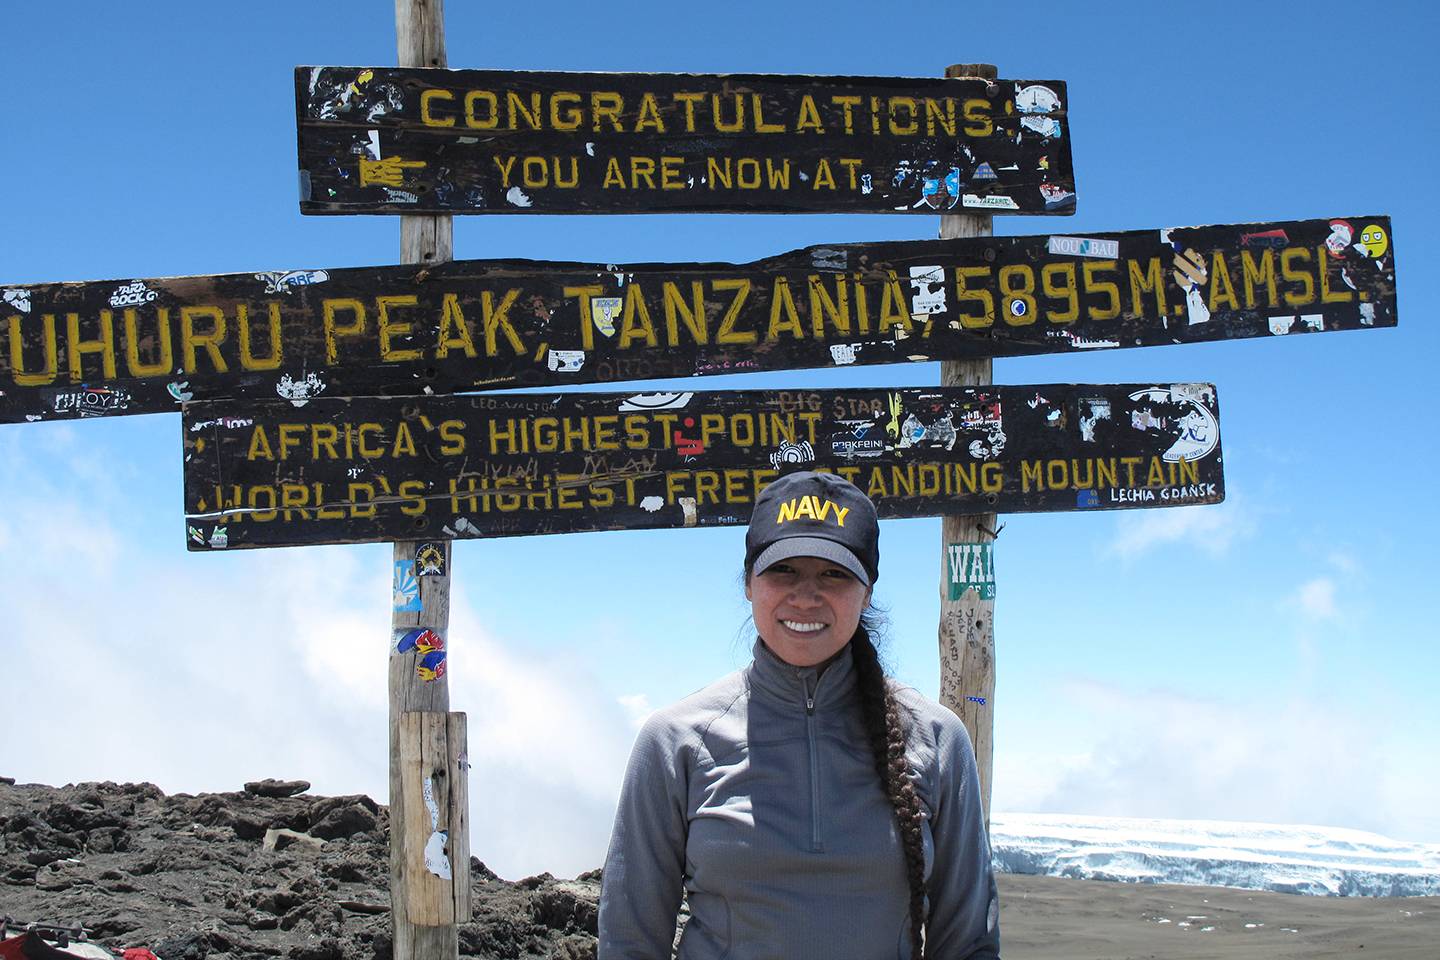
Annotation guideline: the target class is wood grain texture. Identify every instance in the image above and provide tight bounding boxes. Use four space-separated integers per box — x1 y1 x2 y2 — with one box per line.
182 382 1225 551
938 60 999 828
390 3 461 958
396 711 468 925
1 217 1395 423
294 67 1075 215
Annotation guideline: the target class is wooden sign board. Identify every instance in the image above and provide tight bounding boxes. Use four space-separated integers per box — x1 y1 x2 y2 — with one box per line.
2 217 1393 424
182 382 1223 550
294 67 1074 215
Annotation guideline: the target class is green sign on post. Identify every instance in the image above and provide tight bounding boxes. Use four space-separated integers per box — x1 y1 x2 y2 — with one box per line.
946 541 996 600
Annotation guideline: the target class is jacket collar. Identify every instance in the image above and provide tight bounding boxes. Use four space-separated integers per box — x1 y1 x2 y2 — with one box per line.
747 637 859 710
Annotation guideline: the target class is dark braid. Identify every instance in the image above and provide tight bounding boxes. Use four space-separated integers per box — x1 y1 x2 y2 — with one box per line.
850 618 928 959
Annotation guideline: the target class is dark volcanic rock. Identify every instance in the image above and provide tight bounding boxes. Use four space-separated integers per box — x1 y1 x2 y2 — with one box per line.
310 801 378 840
246 779 312 798
0 778 602 959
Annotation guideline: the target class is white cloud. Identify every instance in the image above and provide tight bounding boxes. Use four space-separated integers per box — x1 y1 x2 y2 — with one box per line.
993 679 1436 842
0 477 638 881
617 693 655 729
1293 576 1339 621
1106 494 1254 559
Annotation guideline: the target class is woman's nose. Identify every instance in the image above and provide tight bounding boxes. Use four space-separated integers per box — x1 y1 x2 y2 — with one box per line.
789 578 823 604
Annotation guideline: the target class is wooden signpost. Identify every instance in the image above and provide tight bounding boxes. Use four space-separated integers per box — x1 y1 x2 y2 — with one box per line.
387 3 466 959
1 216 1395 423
295 67 1075 215
181 381 1224 549
0 6 1402 954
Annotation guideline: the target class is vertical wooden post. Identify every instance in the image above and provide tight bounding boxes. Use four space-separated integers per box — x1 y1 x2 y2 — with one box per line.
937 62 998 829
390 2 468 959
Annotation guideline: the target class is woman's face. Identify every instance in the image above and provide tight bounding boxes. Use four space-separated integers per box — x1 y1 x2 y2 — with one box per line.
746 555 872 667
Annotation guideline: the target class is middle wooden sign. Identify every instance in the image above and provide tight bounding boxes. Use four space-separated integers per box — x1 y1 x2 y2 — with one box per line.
182 382 1224 551
0 216 1394 424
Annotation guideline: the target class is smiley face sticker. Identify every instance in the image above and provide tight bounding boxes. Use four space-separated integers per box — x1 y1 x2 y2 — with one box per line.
1356 223 1389 259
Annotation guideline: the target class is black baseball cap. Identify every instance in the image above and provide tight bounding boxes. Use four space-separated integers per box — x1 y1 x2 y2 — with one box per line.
745 471 880 585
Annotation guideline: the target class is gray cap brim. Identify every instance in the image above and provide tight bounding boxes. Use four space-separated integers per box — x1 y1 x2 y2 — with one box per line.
750 536 872 586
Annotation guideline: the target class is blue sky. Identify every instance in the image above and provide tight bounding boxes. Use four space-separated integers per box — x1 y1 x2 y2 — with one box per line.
2 1 1436 879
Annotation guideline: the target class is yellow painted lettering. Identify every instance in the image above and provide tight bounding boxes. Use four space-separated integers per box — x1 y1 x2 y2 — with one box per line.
237 303 282 371
766 278 805 341
420 89 455 127
464 90 498 129
7 312 58 386
322 299 365 364
1241 249 1278 308
635 92 666 132
662 281 708 345
247 426 275 461
618 283 658 349
436 293 477 359
482 288 526 356
1208 252 1239 312
179 306 226 374
122 307 174 377
714 278 756 344
1281 247 1315 306
377 294 421 362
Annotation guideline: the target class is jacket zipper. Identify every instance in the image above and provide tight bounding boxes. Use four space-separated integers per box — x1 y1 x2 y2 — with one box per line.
802 669 822 852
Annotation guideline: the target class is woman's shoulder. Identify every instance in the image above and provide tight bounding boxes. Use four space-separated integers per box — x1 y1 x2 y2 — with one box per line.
635 667 750 747
887 681 978 753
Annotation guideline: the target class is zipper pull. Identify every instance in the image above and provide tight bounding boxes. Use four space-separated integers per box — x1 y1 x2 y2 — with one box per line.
806 696 815 712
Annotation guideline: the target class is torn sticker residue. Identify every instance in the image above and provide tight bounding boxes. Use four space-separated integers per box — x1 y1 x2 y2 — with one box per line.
619 392 693 412
769 439 815 467
679 497 698 527
591 297 622 338
547 349 585 373
908 265 946 315
1047 236 1119 260
256 270 330 295
962 193 1019 211
393 559 421 612
2 288 31 313
395 627 444 655
276 371 327 406
109 280 158 308
829 343 858 366
506 186 533 207
640 496 663 513
421 776 452 880
416 650 447 682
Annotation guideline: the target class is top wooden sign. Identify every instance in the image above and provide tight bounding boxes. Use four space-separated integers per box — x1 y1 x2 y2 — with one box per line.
295 67 1075 216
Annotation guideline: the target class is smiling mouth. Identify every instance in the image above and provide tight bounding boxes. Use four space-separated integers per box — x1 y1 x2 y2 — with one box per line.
782 620 827 633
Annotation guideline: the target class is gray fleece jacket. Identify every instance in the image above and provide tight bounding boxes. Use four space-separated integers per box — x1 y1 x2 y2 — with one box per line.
598 640 1000 959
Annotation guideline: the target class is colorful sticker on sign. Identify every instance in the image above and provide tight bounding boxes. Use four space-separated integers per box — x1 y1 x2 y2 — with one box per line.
947 542 996 601
417 650 447 681
415 541 446 576
395 627 445 655
393 560 421 612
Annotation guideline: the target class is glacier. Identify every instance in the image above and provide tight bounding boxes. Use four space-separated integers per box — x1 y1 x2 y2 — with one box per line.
989 813 1440 897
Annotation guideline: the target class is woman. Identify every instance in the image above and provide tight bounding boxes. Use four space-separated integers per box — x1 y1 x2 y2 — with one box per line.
599 471 1000 959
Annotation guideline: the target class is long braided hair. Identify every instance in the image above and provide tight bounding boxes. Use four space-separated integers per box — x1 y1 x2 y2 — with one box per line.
849 613 928 959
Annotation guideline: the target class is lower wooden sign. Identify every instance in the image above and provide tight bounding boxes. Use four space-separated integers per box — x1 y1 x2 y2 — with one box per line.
182 383 1224 550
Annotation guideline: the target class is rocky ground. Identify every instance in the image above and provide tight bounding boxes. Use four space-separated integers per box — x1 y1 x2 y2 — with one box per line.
5 778 1437 959
0 778 598 959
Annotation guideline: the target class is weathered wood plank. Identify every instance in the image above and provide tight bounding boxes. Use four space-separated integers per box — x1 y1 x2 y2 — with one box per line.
2 217 1393 424
182 382 1224 551
294 67 1074 215
938 59 999 829
396 711 467 926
